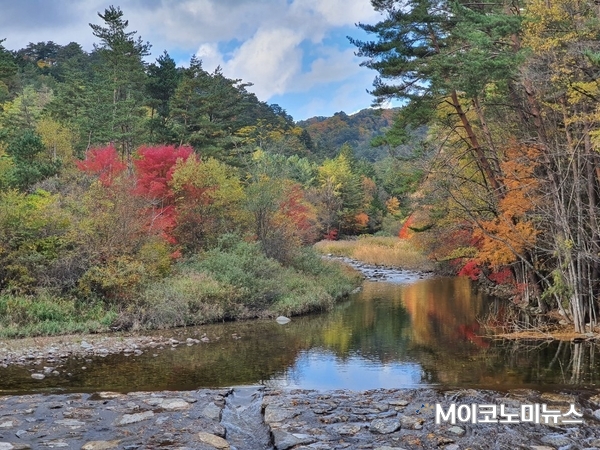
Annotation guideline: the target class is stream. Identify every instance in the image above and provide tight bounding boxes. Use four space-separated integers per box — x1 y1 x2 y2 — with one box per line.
1 271 599 394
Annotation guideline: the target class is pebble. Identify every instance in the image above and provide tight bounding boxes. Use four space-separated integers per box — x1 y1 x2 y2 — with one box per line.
448 425 465 436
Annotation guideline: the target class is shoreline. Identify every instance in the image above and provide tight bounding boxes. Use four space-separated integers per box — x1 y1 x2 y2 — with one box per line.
0 259 430 369
0 386 598 449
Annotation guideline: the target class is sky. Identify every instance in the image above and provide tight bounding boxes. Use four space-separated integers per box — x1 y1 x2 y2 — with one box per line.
0 0 390 121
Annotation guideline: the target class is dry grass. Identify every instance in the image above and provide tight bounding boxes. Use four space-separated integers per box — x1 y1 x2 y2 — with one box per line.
494 329 597 341
314 236 435 271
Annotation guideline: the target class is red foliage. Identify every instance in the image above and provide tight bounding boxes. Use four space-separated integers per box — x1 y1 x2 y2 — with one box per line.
325 228 338 240
458 260 481 281
457 323 489 348
398 214 415 239
134 145 194 200
488 267 514 285
133 145 195 243
280 185 313 232
76 146 126 186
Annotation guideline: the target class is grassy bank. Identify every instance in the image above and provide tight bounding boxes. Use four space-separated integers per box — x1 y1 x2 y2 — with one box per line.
0 294 117 338
0 241 362 338
314 236 435 271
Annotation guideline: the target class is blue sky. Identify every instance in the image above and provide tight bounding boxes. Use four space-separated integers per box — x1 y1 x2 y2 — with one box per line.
0 0 389 121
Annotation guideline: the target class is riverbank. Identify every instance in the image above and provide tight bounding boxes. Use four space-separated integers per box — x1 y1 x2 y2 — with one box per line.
0 243 362 339
0 259 430 369
0 386 598 449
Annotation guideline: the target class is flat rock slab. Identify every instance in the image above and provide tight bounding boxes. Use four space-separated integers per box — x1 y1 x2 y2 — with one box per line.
370 418 401 434
0 387 596 449
197 432 230 449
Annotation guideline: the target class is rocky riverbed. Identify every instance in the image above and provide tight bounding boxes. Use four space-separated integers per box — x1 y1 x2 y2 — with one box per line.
0 387 599 449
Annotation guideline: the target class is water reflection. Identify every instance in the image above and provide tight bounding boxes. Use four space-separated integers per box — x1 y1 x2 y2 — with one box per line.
1 277 599 393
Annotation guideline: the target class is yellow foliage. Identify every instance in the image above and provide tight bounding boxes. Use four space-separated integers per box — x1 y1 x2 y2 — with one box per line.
385 196 400 215
35 118 74 163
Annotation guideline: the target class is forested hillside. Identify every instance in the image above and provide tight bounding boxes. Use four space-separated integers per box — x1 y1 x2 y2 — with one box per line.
299 108 407 161
0 6 419 336
354 0 600 333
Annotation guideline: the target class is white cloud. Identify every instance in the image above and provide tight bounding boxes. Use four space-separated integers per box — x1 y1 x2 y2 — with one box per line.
291 0 381 27
225 28 303 98
294 48 363 92
1 0 385 118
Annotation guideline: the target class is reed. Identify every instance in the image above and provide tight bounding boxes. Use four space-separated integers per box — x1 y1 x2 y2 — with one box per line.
314 236 435 271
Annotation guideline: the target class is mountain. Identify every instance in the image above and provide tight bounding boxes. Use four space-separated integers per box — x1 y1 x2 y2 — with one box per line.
297 108 400 161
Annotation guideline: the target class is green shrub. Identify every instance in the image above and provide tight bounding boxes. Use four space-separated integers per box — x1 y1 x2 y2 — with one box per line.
133 272 239 329
0 293 116 338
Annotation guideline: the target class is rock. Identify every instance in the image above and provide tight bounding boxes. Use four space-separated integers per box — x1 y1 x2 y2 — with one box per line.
202 402 222 420
448 426 465 436
30 373 44 380
116 411 154 426
0 444 13 450
80 341 93 350
197 432 230 449
400 415 424 430
96 392 123 400
159 398 190 411
334 424 362 435
530 447 554 450
272 430 316 450
540 392 575 404
81 441 120 450
374 447 408 450
55 419 86 428
264 405 298 423
589 394 600 407
0 421 13 428
445 445 460 450
593 409 600 420
276 316 291 324
437 437 454 446
389 399 409 407
540 434 573 447
369 418 401 434
41 441 68 448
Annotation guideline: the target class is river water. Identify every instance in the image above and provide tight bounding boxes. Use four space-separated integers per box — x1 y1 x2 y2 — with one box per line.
1 275 599 393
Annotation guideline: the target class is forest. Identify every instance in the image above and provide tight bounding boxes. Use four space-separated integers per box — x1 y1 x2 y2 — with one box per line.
1 0 599 338
351 0 600 334
0 6 412 337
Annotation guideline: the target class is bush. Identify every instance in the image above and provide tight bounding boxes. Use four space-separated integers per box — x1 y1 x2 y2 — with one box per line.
129 238 362 329
0 293 116 338
132 272 239 329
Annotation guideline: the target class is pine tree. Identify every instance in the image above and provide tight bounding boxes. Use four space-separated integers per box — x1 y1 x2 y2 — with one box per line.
89 5 151 159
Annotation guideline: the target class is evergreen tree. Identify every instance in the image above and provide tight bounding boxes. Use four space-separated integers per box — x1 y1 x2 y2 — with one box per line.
89 5 151 159
146 51 180 144
6 130 60 190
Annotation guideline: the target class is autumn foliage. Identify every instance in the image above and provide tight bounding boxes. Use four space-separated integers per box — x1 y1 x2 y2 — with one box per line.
76 146 126 186
474 143 540 268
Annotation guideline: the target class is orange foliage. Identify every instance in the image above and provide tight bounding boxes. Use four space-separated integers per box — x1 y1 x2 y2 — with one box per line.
398 214 415 239
355 212 369 229
474 143 540 267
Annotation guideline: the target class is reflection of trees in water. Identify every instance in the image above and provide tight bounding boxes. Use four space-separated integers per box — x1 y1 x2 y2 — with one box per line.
3 278 598 393
417 338 600 388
